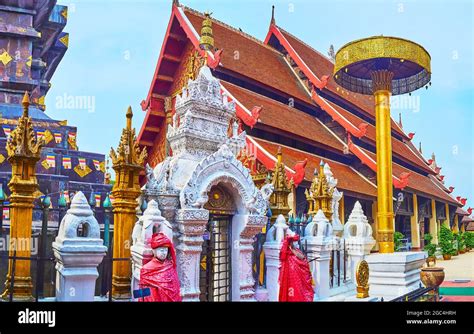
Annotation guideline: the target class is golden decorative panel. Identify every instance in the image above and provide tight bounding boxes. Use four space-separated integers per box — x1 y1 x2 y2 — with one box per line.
334 36 431 75
74 164 92 178
355 260 370 298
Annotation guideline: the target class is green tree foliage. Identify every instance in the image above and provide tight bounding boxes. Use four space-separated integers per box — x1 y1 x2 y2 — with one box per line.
424 233 436 257
439 225 455 256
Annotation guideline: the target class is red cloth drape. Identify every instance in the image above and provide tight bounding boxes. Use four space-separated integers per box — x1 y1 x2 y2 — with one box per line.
278 235 314 302
139 233 181 302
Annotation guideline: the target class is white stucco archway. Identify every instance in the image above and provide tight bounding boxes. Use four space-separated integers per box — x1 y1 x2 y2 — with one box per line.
175 144 269 301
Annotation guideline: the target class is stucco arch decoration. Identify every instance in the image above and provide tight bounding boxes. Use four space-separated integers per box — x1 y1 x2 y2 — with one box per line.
180 144 267 216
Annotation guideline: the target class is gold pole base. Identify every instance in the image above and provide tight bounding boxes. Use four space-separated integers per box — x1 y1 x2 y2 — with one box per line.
1 276 34 301
356 286 369 299
378 241 395 253
112 275 131 300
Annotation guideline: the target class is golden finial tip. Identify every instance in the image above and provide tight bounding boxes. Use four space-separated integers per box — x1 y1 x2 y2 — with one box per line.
126 106 133 118
22 91 30 105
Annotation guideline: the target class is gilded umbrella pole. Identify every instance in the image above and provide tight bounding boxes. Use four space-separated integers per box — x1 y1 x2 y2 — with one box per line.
373 70 395 253
1 92 44 301
110 106 147 300
334 36 431 253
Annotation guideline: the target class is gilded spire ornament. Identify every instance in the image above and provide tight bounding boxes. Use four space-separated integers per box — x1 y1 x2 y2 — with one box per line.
307 160 334 219
199 12 215 51
110 106 147 167
2 91 44 301
269 147 291 219
110 106 147 300
6 92 43 158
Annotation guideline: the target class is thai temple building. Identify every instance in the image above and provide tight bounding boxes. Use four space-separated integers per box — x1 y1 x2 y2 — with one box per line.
0 1 110 215
137 1 470 252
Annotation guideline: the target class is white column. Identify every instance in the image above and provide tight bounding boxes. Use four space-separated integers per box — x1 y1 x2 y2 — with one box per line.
303 209 334 300
53 192 107 301
234 214 266 301
175 208 209 301
263 214 290 301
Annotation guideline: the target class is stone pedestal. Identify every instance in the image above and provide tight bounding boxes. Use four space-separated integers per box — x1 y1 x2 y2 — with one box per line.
263 214 290 301
365 251 427 300
175 208 209 301
303 209 334 300
53 192 107 301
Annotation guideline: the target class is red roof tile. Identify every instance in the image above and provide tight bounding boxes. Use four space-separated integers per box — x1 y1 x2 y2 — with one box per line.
278 28 407 138
251 137 377 197
361 148 458 205
324 99 433 174
222 81 344 152
183 8 312 105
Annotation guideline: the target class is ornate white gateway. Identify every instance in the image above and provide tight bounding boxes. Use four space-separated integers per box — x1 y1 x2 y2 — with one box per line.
138 65 271 301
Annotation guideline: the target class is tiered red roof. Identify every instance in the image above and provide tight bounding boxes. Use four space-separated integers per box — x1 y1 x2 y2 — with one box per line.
138 3 460 209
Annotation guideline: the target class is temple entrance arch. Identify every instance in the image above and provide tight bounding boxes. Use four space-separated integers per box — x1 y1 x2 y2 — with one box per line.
175 145 271 301
199 185 236 301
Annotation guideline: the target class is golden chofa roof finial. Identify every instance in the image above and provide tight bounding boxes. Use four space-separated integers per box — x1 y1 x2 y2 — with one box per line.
199 11 214 52
276 145 282 164
6 91 43 158
126 105 133 130
22 91 30 117
110 106 147 167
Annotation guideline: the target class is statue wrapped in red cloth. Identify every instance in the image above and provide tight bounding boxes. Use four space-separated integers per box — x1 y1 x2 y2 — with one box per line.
278 234 314 302
139 232 182 302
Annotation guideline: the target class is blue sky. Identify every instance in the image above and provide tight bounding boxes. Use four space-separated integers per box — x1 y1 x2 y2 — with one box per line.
48 0 473 209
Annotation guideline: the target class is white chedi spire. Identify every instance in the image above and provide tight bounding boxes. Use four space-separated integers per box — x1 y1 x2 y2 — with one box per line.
344 201 374 240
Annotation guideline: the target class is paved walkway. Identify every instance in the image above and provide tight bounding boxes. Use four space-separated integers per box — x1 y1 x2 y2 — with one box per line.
436 250 474 280
436 250 474 302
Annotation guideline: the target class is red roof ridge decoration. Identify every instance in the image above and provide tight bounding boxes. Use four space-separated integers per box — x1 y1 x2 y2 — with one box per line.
246 136 300 184
428 175 458 204
251 136 378 196
311 88 368 138
220 84 260 128
266 24 412 141
347 136 410 189
448 186 455 193
404 139 433 169
290 159 308 186
408 132 415 140
182 5 282 55
266 24 335 66
266 24 326 88
207 49 223 69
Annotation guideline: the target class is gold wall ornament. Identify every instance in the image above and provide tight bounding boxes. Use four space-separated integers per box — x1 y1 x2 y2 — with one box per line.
110 106 147 300
43 129 54 145
2 92 44 301
269 147 291 219
171 46 206 98
67 134 77 150
356 260 370 298
74 164 92 178
307 161 334 219
204 185 236 214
